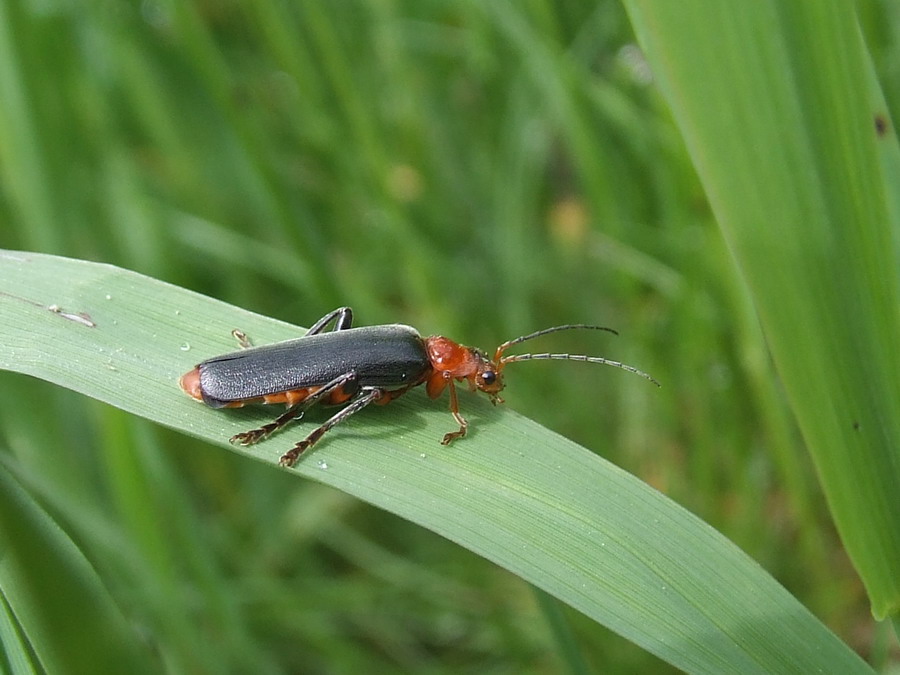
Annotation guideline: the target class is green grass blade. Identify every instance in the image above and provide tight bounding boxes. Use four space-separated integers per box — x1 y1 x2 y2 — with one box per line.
0 251 871 673
624 0 900 620
0 461 155 674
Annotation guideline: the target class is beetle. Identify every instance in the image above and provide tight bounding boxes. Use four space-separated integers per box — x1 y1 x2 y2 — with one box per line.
180 307 659 467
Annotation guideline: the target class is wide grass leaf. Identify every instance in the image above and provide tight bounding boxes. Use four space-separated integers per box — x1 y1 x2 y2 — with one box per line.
0 250 871 673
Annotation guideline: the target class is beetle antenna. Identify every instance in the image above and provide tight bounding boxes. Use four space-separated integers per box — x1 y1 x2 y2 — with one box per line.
500 352 661 386
493 325 618 362
494 324 659 386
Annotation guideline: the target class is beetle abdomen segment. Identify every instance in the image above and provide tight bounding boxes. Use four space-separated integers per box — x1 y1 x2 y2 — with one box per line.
179 367 204 401
196 384 359 410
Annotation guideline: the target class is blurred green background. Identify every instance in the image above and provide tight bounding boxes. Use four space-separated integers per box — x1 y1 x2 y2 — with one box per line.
1 0 898 672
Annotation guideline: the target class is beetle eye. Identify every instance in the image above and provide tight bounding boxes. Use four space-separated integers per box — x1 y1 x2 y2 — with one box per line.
481 371 496 386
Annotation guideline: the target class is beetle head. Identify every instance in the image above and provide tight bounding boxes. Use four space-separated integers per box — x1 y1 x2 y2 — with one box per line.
470 348 505 402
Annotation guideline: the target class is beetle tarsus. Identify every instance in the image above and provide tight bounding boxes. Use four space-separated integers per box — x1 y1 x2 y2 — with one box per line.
231 425 274 445
230 406 305 446
441 411 468 445
278 387 384 467
279 442 309 467
230 431 256 446
231 329 253 349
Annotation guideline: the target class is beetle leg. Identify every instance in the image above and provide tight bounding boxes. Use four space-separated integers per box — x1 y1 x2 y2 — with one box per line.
231 329 253 349
305 307 354 336
440 380 468 445
371 378 425 405
230 371 359 446
279 387 383 467
230 405 304 445
225 307 353 353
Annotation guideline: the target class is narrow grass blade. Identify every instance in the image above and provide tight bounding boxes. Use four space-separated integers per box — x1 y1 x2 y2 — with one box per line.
624 0 900 619
0 462 155 674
